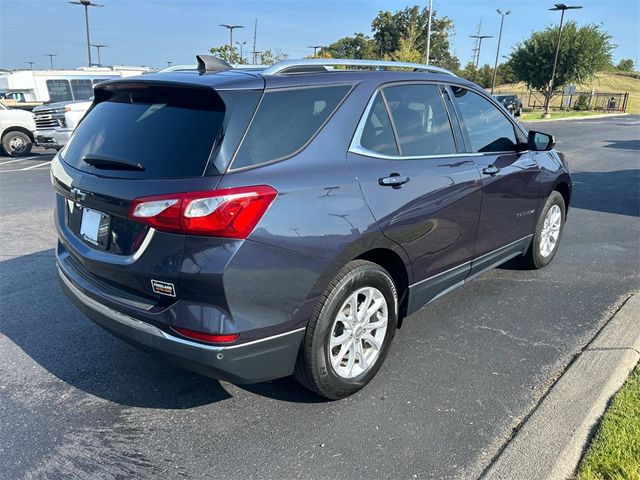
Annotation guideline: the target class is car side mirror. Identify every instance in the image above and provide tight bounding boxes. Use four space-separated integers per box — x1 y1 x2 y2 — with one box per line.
528 130 556 151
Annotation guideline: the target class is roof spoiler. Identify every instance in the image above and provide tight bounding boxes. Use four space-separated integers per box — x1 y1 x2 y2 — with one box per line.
196 55 233 74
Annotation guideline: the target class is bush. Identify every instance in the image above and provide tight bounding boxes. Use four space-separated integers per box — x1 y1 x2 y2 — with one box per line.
574 93 590 111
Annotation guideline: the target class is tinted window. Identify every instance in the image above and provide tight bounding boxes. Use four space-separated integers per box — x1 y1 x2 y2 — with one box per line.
359 94 398 156
70 79 93 100
233 85 351 169
383 84 456 156
46 80 72 102
451 87 517 153
62 85 233 179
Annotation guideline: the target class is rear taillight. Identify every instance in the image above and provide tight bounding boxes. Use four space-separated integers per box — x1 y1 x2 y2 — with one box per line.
172 327 240 344
128 185 277 238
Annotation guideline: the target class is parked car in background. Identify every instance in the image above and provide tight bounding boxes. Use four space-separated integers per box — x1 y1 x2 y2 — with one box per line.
0 101 36 156
53 57 571 399
495 94 523 116
33 100 91 150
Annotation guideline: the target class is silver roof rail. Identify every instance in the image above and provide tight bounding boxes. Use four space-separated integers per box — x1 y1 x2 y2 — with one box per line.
261 58 457 76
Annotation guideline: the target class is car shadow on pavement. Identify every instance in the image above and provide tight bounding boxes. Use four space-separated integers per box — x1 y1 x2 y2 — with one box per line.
570 169 640 217
1 250 325 407
602 139 640 151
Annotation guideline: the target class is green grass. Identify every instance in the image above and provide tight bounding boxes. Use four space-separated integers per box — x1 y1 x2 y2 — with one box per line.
574 365 640 480
519 110 616 121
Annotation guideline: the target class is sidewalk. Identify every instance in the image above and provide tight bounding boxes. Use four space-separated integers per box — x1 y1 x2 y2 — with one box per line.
482 293 640 480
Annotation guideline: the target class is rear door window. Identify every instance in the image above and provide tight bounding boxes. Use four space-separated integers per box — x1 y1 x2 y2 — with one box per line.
382 84 457 156
450 87 518 153
359 94 399 156
62 84 258 178
232 84 352 170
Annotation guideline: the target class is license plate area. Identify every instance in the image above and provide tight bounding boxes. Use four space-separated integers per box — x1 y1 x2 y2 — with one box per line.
76 204 111 249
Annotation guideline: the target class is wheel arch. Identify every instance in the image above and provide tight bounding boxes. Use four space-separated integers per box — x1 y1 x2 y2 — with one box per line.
552 176 572 215
1 126 35 143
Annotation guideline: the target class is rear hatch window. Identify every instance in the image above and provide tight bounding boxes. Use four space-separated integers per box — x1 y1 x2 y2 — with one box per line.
61 83 259 178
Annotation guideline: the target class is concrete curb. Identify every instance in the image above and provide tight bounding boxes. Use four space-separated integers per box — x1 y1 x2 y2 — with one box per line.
523 113 629 123
481 293 640 480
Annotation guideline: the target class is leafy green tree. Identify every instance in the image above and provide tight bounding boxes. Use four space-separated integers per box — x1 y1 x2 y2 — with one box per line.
509 21 613 92
616 58 635 71
209 45 245 64
370 5 458 69
386 25 423 63
322 33 377 59
255 49 288 65
458 62 478 82
496 60 517 85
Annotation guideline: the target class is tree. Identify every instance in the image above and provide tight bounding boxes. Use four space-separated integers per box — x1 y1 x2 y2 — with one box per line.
255 49 288 65
616 58 635 71
509 21 613 92
209 45 245 64
322 33 376 59
386 24 422 63
370 5 459 69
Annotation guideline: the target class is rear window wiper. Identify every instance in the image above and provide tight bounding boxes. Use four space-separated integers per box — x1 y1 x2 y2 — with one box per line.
82 154 145 171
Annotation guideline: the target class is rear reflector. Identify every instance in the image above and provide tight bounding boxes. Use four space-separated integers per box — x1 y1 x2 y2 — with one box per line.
128 185 277 238
172 327 240 344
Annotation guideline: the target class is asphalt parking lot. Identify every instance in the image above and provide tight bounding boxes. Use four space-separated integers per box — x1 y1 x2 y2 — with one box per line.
1 115 639 479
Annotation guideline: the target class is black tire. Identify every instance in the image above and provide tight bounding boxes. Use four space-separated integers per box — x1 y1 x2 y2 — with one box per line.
520 191 566 269
294 260 398 400
2 131 32 157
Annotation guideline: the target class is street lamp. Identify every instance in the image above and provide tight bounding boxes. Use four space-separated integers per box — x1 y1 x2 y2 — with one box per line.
220 24 244 61
425 0 433 64
236 41 247 63
43 53 57 69
167 61 173 68
543 3 583 117
308 45 324 57
91 44 107 66
25 61 35 70
491 9 511 94
69 0 104 67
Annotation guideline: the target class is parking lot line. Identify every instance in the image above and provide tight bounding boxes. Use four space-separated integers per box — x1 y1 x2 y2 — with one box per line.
0 156 43 165
0 161 52 173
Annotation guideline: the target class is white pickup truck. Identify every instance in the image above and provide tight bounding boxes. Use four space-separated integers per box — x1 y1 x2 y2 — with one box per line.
0 102 37 156
32 100 91 150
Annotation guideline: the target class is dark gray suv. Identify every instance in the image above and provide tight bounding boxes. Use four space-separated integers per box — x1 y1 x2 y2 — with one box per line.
53 57 571 399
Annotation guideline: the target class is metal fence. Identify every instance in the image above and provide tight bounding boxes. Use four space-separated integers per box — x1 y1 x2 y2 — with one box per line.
491 87 630 112
527 90 629 112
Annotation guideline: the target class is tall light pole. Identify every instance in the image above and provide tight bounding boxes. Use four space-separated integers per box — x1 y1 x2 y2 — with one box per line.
220 24 244 61
43 53 57 69
491 9 511 94
425 0 433 64
252 18 258 64
25 61 35 70
69 0 104 67
91 44 107 66
236 41 247 63
308 45 323 57
543 3 583 117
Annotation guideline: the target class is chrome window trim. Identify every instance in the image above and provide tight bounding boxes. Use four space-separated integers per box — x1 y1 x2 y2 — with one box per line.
349 83 473 160
348 87 528 160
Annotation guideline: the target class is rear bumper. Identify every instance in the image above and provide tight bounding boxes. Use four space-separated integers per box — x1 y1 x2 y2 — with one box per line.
35 128 72 148
57 263 306 384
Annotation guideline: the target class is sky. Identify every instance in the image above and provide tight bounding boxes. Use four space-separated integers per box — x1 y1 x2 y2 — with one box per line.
1 0 639 71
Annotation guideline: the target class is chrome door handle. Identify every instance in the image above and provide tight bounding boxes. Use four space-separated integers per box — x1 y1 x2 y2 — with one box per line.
379 173 410 188
482 165 500 175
